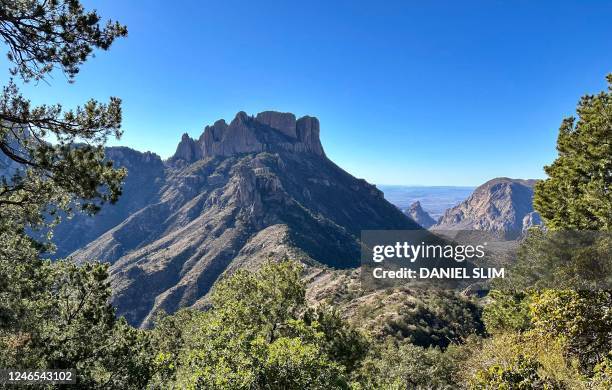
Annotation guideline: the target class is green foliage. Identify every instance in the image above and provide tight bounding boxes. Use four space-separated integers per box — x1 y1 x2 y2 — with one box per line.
303 306 370 373
470 355 565 390
1 0 128 222
477 75 612 389
482 291 532 334
149 309 200 384
210 260 306 339
262 337 346 389
533 74 612 231
529 290 612 373
0 261 153 388
148 265 484 389
0 2 148 388
382 291 484 348
149 261 365 389
591 352 612 389
503 229 612 290
480 288 612 382
503 74 612 290
0 81 126 220
461 332 584 389
0 0 127 81
352 338 463 389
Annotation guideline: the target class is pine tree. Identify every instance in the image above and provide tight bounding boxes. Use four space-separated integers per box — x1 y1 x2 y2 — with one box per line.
0 2 151 387
533 74 612 230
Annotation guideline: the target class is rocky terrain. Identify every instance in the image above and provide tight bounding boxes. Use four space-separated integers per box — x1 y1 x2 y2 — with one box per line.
404 201 436 228
431 178 541 239
52 147 166 258
55 111 419 327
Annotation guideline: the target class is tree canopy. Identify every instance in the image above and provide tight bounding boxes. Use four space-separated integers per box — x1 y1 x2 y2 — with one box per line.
0 0 128 223
0 1 144 387
533 74 612 231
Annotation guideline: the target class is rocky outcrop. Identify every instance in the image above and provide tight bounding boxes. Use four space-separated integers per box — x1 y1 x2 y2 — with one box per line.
405 201 436 228
201 112 265 157
255 111 297 138
522 211 542 233
295 116 324 155
172 111 326 162
169 133 202 163
61 111 417 327
431 178 541 239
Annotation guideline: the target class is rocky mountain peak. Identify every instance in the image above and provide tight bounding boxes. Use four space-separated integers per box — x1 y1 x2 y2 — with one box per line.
432 177 541 239
296 116 323 155
170 111 326 163
231 111 250 125
169 133 202 164
404 201 436 228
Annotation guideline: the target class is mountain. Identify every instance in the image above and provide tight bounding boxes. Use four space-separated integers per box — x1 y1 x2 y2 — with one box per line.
52 147 166 258
404 201 436 228
58 111 418 327
431 178 541 239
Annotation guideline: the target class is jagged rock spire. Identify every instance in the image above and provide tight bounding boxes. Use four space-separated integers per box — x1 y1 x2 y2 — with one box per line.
170 111 326 163
169 133 202 163
405 201 436 228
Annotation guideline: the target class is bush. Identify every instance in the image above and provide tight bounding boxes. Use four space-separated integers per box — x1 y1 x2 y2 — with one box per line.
470 355 565 390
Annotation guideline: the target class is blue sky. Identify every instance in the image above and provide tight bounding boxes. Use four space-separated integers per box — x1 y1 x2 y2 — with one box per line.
5 0 612 185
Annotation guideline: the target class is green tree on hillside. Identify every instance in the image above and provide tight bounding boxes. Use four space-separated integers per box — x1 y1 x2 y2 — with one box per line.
149 261 368 389
0 1 151 387
533 74 612 231
0 0 127 221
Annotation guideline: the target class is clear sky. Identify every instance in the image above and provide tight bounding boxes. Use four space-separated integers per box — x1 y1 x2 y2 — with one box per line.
5 0 612 185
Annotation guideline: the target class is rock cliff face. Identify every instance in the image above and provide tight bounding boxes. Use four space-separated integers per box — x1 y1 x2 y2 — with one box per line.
255 111 297 138
431 178 541 239
169 133 202 164
170 111 325 164
56 111 417 327
404 201 436 228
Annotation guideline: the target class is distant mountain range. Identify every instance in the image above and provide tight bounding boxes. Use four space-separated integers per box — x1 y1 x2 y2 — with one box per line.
53 111 418 327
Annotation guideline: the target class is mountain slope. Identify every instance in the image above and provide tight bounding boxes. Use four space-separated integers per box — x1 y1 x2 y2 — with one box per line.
431 178 541 239
66 111 418 327
52 147 166 258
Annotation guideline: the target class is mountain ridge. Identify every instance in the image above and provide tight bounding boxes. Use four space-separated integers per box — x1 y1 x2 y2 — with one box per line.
168 111 325 165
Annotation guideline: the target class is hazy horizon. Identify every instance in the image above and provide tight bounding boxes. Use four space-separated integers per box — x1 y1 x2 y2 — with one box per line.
378 185 475 218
